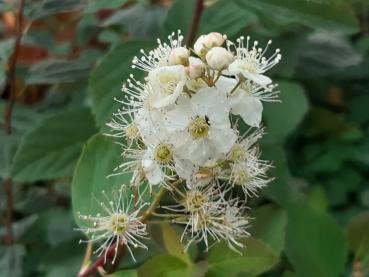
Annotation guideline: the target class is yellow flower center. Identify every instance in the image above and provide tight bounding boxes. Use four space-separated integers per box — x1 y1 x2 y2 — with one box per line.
234 167 250 185
186 191 208 211
125 123 140 140
188 116 210 139
154 143 173 163
110 213 129 234
228 143 247 162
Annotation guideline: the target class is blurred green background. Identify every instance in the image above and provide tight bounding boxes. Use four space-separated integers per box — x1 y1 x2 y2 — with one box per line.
1 0 369 276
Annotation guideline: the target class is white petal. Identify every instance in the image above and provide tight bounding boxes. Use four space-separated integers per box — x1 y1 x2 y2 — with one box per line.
187 139 216 165
142 150 163 185
241 72 272 86
173 156 197 180
231 94 263 127
209 127 237 154
148 65 187 108
216 76 237 95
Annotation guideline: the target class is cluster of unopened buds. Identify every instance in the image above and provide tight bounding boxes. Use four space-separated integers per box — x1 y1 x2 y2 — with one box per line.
78 30 282 263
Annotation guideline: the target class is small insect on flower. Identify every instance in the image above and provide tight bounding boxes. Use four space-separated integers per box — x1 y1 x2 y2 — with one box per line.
77 186 148 263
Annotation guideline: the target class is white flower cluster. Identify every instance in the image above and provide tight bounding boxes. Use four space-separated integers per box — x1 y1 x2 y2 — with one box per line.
79 30 281 262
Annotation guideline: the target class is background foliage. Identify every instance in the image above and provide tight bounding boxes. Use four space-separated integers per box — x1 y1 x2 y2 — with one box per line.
1 0 369 276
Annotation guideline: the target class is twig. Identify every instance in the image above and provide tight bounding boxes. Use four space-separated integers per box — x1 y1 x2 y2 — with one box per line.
4 0 25 134
2 0 25 246
186 0 204 46
78 243 118 277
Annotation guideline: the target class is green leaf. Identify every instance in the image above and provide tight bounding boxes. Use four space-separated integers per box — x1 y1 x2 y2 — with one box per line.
26 0 86 20
84 0 128 14
110 270 138 277
199 0 258 37
297 33 362 78
161 224 191 264
39 240 84 277
0 215 37 241
307 186 328 213
72 133 130 227
207 238 279 277
347 212 369 270
89 41 154 127
264 81 308 141
11 108 96 182
100 4 166 39
0 245 26 277
0 104 43 178
0 131 21 179
234 0 359 34
23 208 78 247
285 203 347 277
138 255 191 277
161 0 196 38
26 59 91 85
250 205 287 253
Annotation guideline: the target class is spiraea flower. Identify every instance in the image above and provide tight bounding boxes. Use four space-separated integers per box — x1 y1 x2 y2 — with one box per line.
78 30 282 262
165 182 227 249
225 129 273 197
77 186 148 263
165 87 237 165
227 36 282 85
218 76 280 127
132 30 185 72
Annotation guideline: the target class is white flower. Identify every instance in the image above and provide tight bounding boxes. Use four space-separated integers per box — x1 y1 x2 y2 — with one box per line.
132 30 185 72
77 186 148 263
148 65 187 108
140 127 196 188
194 32 225 56
165 183 227 250
106 109 141 149
206 47 234 71
227 36 281 85
217 76 279 127
227 146 272 197
187 57 205 79
165 87 237 165
220 199 250 253
169 47 190 66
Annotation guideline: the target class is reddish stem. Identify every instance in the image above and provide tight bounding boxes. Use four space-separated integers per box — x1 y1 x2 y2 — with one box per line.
78 243 118 277
186 0 205 46
4 0 25 135
2 0 25 247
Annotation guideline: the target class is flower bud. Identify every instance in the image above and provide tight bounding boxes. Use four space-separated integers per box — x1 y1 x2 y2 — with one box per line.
194 32 225 56
206 32 225 47
169 47 190 66
205 47 234 71
187 57 205 79
194 35 207 56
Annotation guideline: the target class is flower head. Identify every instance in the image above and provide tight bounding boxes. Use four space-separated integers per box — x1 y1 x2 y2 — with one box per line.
77 186 148 263
101 30 281 258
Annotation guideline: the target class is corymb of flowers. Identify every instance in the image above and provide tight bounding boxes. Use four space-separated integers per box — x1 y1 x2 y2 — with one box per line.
77 30 282 263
